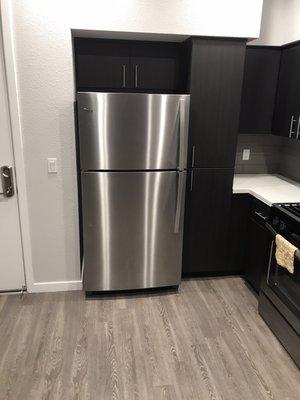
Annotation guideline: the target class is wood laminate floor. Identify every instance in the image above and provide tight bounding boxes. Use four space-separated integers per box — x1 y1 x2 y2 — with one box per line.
0 277 299 400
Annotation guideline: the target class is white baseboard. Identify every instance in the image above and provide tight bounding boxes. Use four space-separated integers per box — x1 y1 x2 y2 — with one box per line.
30 279 82 293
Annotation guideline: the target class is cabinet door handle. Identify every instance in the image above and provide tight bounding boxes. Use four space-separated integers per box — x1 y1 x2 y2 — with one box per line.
134 65 138 88
254 211 268 221
122 65 126 88
289 115 297 138
296 115 300 139
190 170 194 191
191 145 196 167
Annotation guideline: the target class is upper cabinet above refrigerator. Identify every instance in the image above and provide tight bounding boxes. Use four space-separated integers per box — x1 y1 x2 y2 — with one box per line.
74 38 188 93
130 41 185 92
74 40 131 90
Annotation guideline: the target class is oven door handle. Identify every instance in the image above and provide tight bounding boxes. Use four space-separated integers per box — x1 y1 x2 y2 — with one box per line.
266 240 275 285
265 222 277 237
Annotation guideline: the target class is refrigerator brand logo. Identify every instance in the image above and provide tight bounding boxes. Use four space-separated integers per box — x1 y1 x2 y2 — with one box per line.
83 107 93 112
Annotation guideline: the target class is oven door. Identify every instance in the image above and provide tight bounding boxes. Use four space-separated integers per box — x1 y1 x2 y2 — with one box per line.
264 223 300 333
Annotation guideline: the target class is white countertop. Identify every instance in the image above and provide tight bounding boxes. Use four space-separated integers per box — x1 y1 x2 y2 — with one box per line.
233 174 300 206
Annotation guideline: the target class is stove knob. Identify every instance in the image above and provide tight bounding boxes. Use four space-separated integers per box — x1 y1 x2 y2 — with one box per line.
279 221 286 231
273 217 279 226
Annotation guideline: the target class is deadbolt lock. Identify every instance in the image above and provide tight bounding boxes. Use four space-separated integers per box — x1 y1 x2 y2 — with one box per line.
0 166 14 198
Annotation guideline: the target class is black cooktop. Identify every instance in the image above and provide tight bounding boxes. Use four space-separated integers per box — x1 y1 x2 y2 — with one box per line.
274 203 300 222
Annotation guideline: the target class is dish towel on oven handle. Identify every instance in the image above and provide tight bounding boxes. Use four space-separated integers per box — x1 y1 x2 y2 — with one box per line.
275 234 298 274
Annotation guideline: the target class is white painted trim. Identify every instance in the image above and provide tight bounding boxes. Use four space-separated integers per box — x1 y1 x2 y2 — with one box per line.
0 0 35 292
32 280 83 293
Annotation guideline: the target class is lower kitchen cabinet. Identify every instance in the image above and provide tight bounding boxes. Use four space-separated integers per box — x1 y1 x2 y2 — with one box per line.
182 169 234 275
245 199 272 292
183 187 273 285
226 194 250 273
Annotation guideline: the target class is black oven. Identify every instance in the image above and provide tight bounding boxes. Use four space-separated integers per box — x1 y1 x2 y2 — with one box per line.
259 203 300 368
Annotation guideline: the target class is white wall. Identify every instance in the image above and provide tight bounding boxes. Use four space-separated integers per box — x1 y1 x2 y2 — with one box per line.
250 0 300 46
2 0 263 290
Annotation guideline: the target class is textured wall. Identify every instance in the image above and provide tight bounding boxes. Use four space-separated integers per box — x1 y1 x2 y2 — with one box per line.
5 0 263 285
250 0 300 46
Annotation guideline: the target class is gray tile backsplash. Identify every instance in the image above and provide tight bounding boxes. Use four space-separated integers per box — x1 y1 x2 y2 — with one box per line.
279 137 300 182
235 134 282 174
235 134 300 182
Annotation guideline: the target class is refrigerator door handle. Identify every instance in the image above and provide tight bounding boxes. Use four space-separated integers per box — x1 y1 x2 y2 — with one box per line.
178 98 187 171
174 171 184 233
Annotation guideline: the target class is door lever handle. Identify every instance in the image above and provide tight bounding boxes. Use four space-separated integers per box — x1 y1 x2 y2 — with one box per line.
0 166 14 197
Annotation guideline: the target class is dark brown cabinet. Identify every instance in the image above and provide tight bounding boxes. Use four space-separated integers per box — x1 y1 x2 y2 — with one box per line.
239 47 281 134
273 43 300 138
182 38 246 276
187 38 246 168
74 38 186 93
130 42 185 92
182 169 234 275
75 39 131 90
226 194 250 273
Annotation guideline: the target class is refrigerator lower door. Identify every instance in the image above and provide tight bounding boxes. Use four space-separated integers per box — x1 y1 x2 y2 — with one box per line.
81 171 186 291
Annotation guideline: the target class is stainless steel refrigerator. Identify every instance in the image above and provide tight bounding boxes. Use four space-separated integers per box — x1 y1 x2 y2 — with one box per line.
77 92 190 291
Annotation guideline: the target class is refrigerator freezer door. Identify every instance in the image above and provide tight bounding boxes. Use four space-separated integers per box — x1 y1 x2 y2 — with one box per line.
82 171 186 291
77 92 190 171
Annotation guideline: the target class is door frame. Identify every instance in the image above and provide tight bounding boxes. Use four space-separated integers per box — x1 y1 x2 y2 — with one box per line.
1 1 34 292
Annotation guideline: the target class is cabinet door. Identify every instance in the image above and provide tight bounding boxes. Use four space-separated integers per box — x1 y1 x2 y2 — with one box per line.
182 169 234 275
130 42 184 92
239 47 281 134
188 39 246 168
273 44 300 137
227 194 250 273
75 38 130 90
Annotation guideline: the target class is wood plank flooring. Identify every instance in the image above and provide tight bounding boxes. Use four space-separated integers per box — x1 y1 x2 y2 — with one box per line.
0 277 299 399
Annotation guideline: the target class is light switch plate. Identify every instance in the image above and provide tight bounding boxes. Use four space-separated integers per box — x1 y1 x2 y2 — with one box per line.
242 149 250 161
47 158 57 173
